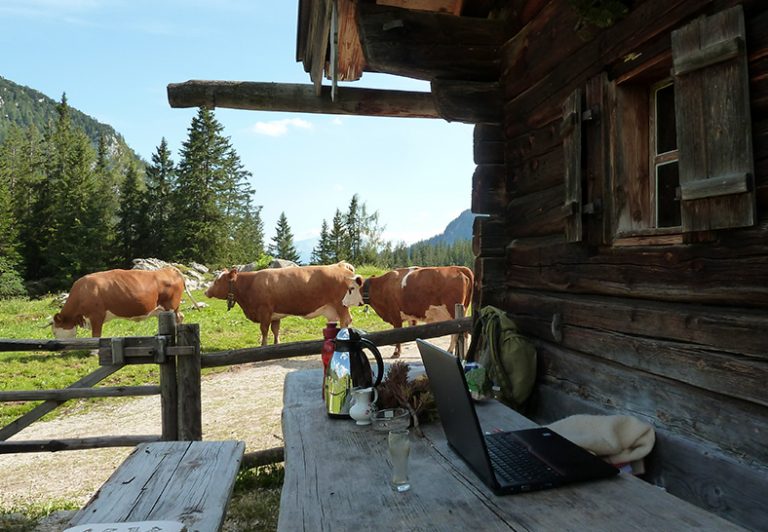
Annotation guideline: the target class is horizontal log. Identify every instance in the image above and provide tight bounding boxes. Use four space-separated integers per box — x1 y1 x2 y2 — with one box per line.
472 164 507 215
167 81 440 119
431 79 503 123
0 434 161 454
0 338 100 353
201 318 471 368
0 365 120 442
242 446 285 468
0 385 160 402
530 385 768 531
359 3 504 81
536 339 768 464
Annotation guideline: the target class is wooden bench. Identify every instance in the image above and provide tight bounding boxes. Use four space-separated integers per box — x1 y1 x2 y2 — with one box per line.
66 440 245 532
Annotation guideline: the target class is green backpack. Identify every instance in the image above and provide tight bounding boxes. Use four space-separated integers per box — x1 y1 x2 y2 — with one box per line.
465 306 537 411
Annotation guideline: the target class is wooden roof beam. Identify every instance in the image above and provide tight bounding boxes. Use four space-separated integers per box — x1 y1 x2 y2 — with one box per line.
358 3 506 82
167 80 440 119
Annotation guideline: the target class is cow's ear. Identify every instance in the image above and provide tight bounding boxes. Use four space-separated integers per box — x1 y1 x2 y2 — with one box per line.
228 269 238 281
354 275 363 287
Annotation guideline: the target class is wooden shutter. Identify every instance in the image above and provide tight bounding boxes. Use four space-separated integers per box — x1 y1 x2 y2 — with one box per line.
672 5 756 232
562 88 583 242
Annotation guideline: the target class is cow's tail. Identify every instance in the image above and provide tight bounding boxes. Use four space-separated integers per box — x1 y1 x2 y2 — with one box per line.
169 266 201 311
185 283 201 310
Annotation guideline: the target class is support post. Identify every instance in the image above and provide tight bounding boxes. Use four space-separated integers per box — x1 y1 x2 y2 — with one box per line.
177 323 202 441
455 304 466 361
158 312 178 440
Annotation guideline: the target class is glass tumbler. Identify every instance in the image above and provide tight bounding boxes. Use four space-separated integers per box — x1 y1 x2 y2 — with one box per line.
387 428 411 492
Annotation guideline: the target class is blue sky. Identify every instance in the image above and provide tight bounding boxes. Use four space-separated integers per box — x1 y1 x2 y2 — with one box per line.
0 0 475 245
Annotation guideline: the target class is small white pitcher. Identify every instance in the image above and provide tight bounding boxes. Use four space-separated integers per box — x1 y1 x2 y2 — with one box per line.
349 386 378 426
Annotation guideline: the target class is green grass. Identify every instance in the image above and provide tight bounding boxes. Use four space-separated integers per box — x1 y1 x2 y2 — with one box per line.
0 265 389 529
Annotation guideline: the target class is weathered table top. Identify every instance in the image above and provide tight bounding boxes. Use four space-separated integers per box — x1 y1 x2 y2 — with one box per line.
68 440 245 532
279 368 744 532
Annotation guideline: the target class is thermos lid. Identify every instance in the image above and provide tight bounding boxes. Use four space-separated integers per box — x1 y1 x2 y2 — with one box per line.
334 327 362 351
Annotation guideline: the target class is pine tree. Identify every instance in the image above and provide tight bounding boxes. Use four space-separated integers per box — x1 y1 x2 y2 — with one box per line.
269 212 301 263
225 200 265 265
328 209 348 261
345 194 361 262
116 164 150 265
145 138 176 259
173 107 249 264
311 219 333 265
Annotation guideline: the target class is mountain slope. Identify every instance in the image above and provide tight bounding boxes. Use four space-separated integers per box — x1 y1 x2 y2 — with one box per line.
0 76 143 163
412 209 478 247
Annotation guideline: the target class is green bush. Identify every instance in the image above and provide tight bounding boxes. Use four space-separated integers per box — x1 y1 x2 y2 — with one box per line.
0 258 27 299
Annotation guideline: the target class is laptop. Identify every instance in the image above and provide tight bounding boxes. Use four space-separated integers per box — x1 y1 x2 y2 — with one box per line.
417 339 619 495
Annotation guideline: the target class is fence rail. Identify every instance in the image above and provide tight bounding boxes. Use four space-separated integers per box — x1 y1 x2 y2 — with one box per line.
0 310 472 455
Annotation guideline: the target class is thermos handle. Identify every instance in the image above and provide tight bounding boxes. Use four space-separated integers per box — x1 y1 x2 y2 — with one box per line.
360 337 385 387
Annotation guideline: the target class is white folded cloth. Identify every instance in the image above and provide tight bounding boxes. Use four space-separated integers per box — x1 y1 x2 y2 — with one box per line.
547 414 656 465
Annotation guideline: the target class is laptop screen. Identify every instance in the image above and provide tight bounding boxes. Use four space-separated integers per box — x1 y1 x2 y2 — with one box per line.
417 339 498 488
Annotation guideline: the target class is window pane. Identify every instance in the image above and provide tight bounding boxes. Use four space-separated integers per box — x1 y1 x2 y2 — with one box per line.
657 161 681 227
655 84 677 154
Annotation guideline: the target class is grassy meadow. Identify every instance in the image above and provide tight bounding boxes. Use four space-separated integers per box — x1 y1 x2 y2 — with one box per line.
0 265 389 530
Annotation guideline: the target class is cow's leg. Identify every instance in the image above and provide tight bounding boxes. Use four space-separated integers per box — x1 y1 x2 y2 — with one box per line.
338 306 353 328
90 317 104 338
259 322 270 347
391 323 403 359
271 320 281 344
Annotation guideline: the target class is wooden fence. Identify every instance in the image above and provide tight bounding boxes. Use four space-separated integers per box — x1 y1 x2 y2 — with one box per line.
0 310 471 456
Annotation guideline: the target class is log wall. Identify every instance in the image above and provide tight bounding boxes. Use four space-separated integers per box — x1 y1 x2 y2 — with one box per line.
472 1 768 529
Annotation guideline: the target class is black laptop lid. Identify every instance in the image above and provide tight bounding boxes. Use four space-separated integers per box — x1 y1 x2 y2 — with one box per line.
417 339 498 488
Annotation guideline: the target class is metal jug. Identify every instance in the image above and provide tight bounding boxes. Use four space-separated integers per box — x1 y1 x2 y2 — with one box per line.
325 328 384 418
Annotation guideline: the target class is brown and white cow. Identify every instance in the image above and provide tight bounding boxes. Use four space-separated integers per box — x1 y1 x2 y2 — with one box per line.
343 266 474 358
52 268 186 338
205 261 355 346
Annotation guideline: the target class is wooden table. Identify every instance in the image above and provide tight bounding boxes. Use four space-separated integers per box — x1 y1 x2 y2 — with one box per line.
67 440 245 532
279 369 744 531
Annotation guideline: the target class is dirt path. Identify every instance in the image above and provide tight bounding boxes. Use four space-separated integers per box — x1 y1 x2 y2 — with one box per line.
0 337 451 510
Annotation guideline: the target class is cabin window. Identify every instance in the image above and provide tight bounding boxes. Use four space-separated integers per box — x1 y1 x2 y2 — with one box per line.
610 68 680 242
608 6 755 245
651 81 680 229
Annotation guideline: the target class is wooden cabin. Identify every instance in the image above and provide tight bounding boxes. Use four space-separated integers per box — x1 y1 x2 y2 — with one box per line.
167 1 768 529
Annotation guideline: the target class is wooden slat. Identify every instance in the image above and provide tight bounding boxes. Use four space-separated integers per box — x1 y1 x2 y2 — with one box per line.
0 435 161 454
200 318 471 368
673 36 743 76
679 172 750 200
0 385 159 402
0 337 100 352
562 88 582 243
0 365 120 441
167 81 439 118
69 441 245 531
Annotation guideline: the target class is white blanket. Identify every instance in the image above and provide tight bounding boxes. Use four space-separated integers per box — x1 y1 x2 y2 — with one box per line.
547 414 656 465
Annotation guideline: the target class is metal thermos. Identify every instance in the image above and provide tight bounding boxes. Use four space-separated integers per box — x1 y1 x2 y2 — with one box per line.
324 328 384 418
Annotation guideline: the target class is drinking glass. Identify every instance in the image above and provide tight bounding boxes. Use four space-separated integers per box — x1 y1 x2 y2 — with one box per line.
387 428 411 492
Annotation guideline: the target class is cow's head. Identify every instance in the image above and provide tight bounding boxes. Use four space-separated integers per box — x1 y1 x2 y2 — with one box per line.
342 275 365 307
51 312 78 339
205 268 239 310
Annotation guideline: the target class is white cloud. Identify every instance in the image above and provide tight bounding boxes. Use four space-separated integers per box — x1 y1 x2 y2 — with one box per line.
249 118 313 137
331 117 343 126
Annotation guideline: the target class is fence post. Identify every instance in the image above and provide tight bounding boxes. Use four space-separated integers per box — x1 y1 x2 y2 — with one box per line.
158 312 178 440
455 303 466 361
177 323 202 441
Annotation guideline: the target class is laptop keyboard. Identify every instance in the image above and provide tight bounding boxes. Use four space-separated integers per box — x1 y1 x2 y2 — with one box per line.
485 432 562 483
